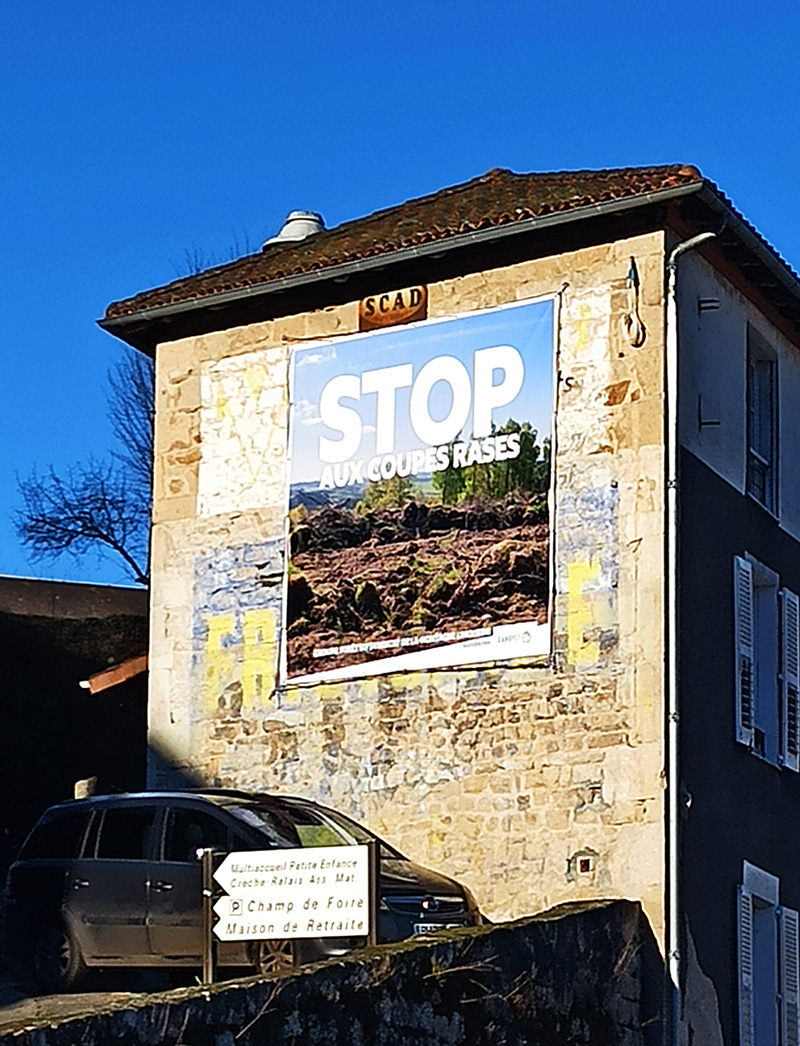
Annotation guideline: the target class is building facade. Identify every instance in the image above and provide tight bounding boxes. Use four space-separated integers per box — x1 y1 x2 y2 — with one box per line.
103 165 800 1044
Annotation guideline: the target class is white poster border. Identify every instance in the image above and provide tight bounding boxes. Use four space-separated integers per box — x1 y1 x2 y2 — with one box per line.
281 293 559 687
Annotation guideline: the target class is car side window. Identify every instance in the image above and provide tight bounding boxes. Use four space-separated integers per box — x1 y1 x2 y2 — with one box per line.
19 810 90 860
164 809 229 862
95 807 158 860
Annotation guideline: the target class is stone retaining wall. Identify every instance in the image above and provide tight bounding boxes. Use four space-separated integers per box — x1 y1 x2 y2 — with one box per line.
0 900 663 1046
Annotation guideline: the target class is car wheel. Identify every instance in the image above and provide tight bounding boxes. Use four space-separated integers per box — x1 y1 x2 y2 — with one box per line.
33 925 87 992
254 938 295 976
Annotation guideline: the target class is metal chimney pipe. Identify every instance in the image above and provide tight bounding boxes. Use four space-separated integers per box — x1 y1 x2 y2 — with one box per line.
263 210 325 249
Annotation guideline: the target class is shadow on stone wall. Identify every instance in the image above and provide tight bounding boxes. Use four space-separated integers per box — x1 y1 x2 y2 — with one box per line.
0 899 664 1046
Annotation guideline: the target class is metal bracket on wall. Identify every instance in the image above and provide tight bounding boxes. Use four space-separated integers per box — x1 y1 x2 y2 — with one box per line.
620 257 647 347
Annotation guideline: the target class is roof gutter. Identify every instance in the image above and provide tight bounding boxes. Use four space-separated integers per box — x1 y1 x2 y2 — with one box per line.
99 181 704 342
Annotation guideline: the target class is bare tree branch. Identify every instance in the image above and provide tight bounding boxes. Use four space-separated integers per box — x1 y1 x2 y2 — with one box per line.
107 349 154 496
15 461 150 584
172 231 255 277
14 345 154 584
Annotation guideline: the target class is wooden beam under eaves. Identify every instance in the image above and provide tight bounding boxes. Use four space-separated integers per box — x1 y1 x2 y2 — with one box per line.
80 653 148 695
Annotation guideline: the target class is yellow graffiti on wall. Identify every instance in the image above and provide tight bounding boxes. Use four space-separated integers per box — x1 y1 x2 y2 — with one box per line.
214 383 231 419
204 608 277 710
244 365 267 403
573 303 592 355
242 608 276 708
205 613 235 710
209 366 272 488
567 560 600 665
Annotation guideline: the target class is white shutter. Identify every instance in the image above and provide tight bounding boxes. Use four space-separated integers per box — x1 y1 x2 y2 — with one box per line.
782 589 800 772
739 886 755 1046
782 906 800 1046
735 556 755 746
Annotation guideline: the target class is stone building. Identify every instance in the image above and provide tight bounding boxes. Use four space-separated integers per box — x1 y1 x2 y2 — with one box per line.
102 165 800 1044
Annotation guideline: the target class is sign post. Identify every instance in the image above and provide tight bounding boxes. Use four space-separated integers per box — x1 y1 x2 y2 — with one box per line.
200 847 217 985
367 839 378 947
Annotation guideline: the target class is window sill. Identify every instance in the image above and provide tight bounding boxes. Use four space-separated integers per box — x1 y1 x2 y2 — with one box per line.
749 746 784 772
736 738 784 771
746 491 779 521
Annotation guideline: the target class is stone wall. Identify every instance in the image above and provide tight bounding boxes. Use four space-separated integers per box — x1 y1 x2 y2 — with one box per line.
0 901 664 1046
147 232 667 937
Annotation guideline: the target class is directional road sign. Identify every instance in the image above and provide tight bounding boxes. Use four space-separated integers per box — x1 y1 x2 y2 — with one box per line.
212 845 370 941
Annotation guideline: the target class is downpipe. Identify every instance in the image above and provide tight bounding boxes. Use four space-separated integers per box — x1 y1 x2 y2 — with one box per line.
665 229 717 1045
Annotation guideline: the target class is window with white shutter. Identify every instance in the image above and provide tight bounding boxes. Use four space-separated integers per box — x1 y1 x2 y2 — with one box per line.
781 589 800 773
747 327 778 515
740 863 798 1045
733 557 797 769
740 885 755 1046
735 556 755 747
781 907 800 1046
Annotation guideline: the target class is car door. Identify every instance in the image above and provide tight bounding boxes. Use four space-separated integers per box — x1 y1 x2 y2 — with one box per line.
66 803 158 961
146 803 232 960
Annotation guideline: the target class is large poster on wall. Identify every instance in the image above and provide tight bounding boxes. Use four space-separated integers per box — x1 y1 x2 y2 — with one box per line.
283 297 555 684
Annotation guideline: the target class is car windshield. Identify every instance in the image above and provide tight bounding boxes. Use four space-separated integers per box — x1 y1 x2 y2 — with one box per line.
280 800 405 860
227 798 404 859
226 804 300 847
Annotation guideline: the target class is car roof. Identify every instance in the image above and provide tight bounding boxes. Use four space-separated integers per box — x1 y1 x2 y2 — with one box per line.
21 789 415 868
42 789 333 815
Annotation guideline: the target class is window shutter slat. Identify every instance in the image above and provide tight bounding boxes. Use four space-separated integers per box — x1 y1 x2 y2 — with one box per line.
782 906 800 1046
735 556 755 746
739 886 754 1046
782 589 800 772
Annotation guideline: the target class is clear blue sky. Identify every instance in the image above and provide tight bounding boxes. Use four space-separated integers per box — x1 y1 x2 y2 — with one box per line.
2 0 799 586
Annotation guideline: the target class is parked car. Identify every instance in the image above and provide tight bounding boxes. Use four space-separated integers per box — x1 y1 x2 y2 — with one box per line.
3 790 483 991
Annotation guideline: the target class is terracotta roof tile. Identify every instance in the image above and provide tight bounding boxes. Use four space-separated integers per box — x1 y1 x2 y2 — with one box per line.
106 165 704 320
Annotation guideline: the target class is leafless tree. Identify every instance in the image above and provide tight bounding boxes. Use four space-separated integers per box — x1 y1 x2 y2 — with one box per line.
15 350 155 585
174 231 255 277
107 349 155 499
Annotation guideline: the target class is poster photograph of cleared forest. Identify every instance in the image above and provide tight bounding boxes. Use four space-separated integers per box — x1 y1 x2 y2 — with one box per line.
283 297 555 684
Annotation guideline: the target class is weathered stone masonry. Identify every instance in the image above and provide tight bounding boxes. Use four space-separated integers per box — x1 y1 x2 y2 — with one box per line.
0 901 664 1046
148 233 667 937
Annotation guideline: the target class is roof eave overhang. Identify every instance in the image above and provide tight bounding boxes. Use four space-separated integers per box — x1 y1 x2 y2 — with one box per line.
99 179 800 352
694 183 800 303
99 182 706 352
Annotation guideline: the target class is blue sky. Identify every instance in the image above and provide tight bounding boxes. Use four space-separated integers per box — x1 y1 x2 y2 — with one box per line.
2 0 800 585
